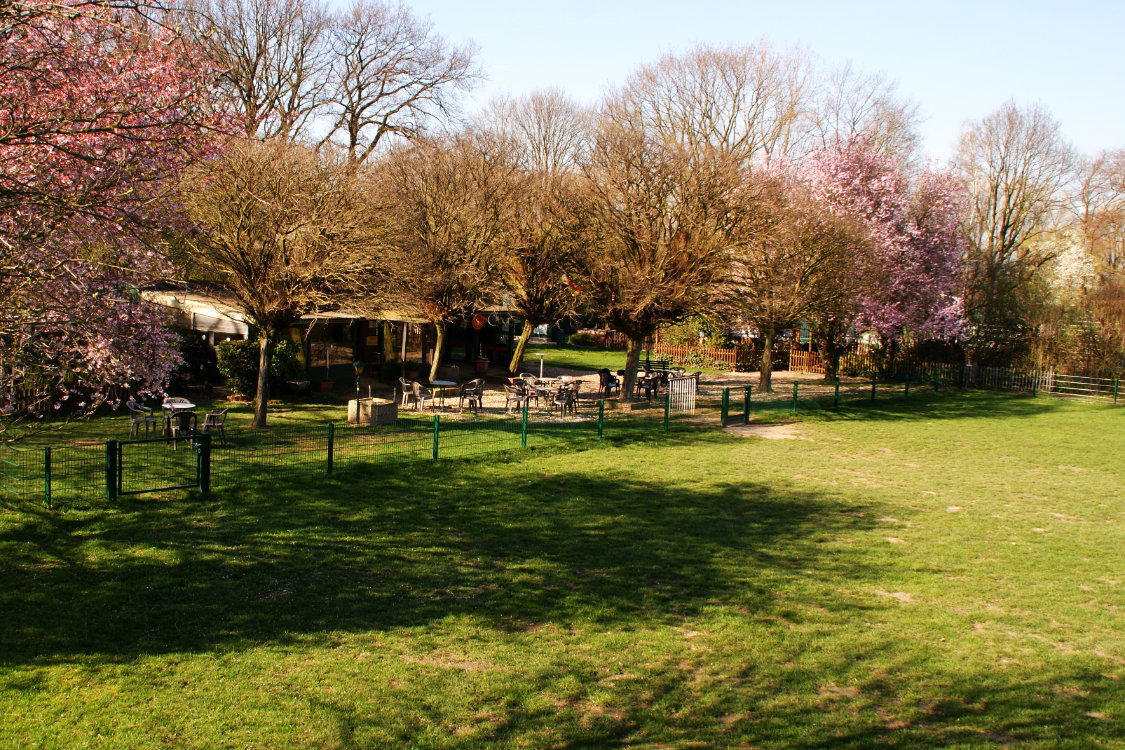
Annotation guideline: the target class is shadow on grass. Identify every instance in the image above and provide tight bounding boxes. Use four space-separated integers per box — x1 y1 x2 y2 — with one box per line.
0 453 873 666
747 389 1071 424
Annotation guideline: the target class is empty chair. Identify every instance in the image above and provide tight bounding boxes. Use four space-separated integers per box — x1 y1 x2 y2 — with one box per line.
518 375 541 408
552 386 577 416
503 384 529 413
597 369 620 398
398 377 414 407
459 378 485 414
168 410 197 450
636 372 659 400
410 381 431 411
125 399 156 438
202 408 229 446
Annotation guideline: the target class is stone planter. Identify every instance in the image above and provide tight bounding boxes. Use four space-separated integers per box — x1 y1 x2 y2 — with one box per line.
348 397 397 426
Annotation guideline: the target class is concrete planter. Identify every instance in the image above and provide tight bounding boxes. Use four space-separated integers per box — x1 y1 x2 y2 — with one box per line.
348 397 397 426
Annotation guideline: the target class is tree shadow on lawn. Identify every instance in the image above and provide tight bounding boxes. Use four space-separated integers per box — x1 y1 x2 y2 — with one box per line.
753 389 1072 424
0 455 878 666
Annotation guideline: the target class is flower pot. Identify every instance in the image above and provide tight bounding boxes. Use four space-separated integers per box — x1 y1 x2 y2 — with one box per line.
404 369 420 381
316 380 335 392
475 358 490 374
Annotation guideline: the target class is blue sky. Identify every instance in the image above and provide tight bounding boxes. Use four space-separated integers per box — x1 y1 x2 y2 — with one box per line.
402 0 1124 163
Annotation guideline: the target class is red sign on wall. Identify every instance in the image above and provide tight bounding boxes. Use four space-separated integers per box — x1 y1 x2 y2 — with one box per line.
471 313 486 330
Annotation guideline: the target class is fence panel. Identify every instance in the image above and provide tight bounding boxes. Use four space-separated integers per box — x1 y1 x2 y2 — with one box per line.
668 375 697 415
117 437 200 496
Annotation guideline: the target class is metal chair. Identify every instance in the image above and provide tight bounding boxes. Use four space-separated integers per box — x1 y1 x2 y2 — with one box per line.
202 408 228 446
168 410 197 450
552 385 578 416
126 399 156 438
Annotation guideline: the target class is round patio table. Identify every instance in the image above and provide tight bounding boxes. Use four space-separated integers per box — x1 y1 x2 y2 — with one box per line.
428 380 457 410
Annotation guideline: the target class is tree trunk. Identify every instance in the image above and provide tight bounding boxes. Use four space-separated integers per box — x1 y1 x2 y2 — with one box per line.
252 332 272 428
508 319 534 376
821 320 844 383
621 336 643 403
428 322 446 382
758 330 774 393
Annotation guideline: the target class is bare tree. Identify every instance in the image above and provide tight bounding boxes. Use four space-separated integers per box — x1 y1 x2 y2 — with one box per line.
573 111 742 401
184 0 333 140
320 0 478 166
182 0 476 156
956 101 1075 360
1074 149 1125 271
180 138 376 427
810 61 922 166
371 131 518 382
718 172 869 392
611 42 813 167
476 90 591 374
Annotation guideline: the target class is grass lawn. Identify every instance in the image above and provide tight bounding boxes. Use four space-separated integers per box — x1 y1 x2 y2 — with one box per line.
536 343 732 375
1 392 1123 748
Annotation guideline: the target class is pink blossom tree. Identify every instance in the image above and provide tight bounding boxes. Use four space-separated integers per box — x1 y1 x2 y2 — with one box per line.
801 141 967 379
0 0 223 430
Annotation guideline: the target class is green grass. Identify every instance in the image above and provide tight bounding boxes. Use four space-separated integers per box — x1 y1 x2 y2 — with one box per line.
2 392 1124 747
536 343 733 375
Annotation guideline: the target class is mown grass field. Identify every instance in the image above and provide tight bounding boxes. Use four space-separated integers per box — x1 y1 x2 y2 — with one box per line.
1 391 1123 748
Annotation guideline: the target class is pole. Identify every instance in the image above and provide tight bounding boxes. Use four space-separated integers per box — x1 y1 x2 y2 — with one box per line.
1115 378 1119 406
105 440 118 501
432 414 440 461
196 432 211 495
743 385 751 425
326 423 335 475
792 383 798 415
721 387 730 427
905 373 910 399
597 399 604 440
663 391 670 433
834 378 840 409
521 400 528 448
871 374 877 402
43 446 51 511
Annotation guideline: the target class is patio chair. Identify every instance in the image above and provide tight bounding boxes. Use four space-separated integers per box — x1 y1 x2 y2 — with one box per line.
552 386 577 417
598 369 620 398
636 372 659 400
459 378 485 414
503 384 529 413
398 377 414 407
518 375 541 408
168 410 197 450
126 399 157 438
202 408 228 446
410 381 431 411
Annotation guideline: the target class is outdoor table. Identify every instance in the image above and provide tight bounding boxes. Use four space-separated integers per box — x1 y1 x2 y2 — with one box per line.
531 352 547 378
428 380 457 410
161 400 196 434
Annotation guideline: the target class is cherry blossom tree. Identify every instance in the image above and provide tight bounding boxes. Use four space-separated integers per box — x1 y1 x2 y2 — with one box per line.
0 0 223 429
801 141 967 379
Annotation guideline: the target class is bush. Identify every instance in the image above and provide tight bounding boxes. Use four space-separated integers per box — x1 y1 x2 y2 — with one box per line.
217 338 304 396
567 332 598 347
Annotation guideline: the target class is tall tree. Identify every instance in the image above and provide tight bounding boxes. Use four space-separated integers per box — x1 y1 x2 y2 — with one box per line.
718 171 869 392
0 0 223 428
573 110 741 401
180 139 374 427
477 90 590 374
956 101 1074 363
320 0 477 166
372 131 518 382
802 141 967 379
184 0 477 161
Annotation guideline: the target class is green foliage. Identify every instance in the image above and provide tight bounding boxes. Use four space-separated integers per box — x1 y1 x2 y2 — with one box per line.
217 338 304 395
659 315 734 348
566 331 598 347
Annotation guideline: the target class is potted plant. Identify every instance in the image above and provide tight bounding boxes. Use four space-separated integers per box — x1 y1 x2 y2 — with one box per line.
403 360 425 380
474 354 490 374
316 344 336 391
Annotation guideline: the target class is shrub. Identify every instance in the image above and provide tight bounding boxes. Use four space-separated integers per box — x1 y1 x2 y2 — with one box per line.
567 332 598 347
217 339 304 395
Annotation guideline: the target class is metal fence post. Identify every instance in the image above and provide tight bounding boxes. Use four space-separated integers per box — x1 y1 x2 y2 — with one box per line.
326 423 335 475
196 432 211 495
105 439 118 501
597 399 604 440
871 374 877 402
1115 378 1119 406
43 446 51 510
934 371 940 392
743 385 751 425
521 401 528 448
663 391 670 433
905 373 910 399
834 378 840 409
792 383 798 415
720 387 730 427
432 414 440 461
